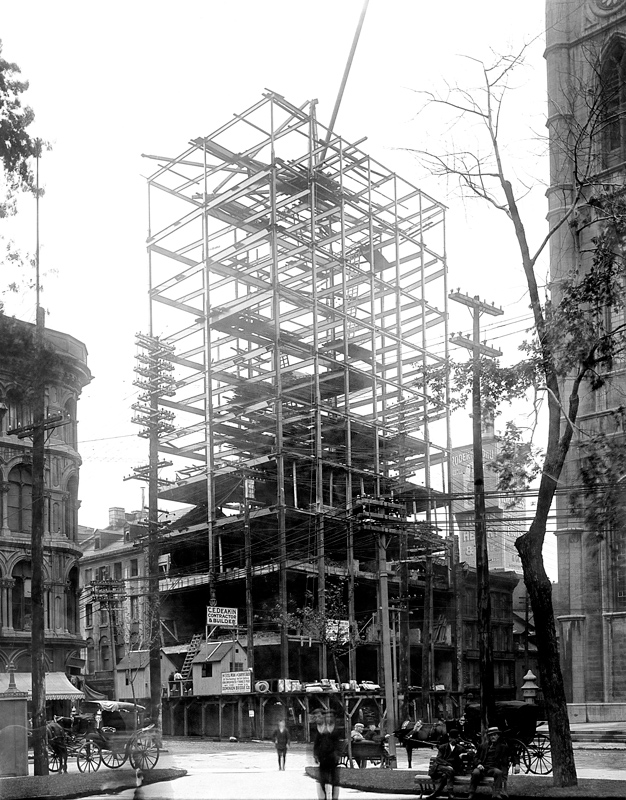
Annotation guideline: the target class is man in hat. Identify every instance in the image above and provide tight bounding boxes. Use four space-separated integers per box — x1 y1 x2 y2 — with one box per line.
428 728 468 798
468 726 520 800
350 722 366 767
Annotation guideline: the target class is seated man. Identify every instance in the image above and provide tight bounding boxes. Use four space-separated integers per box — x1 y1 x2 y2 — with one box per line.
350 722 365 741
468 726 520 800
363 723 381 743
428 728 467 798
46 717 68 774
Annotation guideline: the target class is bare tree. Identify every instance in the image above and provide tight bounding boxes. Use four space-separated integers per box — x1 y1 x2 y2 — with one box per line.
409 47 626 787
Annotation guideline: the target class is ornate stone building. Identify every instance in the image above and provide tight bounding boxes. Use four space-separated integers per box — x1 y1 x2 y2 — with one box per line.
546 0 626 720
0 316 91 677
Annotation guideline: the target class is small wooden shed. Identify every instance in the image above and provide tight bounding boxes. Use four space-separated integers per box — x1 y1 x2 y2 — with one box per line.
191 639 249 695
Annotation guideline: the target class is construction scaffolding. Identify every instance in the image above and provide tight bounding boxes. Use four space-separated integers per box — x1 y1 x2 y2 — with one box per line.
143 91 450 687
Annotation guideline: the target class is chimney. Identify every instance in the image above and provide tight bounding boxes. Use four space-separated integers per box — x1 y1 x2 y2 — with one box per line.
109 507 126 528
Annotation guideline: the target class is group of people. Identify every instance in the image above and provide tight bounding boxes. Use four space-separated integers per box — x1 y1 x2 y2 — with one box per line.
428 725 520 800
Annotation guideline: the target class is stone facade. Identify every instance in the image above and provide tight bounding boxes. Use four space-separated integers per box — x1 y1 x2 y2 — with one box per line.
546 0 626 719
0 316 91 677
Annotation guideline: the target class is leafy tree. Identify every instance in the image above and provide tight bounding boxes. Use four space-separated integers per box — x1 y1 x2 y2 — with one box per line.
0 41 38 215
409 48 626 786
0 40 41 312
262 583 364 685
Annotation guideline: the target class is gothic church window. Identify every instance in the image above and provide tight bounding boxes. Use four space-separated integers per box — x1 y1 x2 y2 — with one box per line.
602 42 626 168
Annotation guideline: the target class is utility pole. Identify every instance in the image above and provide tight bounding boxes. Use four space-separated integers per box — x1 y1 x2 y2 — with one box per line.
243 473 255 683
378 530 397 766
450 291 502 733
421 552 433 721
130 334 175 733
31 137 47 775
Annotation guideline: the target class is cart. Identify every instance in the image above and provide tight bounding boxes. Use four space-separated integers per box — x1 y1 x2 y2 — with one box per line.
50 700 160 773
83 700 160 771
48 714 102 773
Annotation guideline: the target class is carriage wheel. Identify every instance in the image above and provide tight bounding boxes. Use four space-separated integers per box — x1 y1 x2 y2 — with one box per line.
47 748 61 773
524 733 552 775
129 733 160 771
77 741 102 773
101 746 127 769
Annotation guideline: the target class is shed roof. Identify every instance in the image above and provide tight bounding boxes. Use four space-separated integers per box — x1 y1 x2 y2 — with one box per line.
192 640 246 664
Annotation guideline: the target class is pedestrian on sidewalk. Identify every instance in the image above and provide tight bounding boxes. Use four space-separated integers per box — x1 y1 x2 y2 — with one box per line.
313 710 342 799
272 719 291 770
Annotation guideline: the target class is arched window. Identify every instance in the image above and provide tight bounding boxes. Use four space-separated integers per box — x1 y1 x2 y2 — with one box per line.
64 398 77 449
66 475 78 540
86 637 95 674
5 387 31 433
8 465 32 533
12 561 32 631
602 43 626 168
67 566 79 634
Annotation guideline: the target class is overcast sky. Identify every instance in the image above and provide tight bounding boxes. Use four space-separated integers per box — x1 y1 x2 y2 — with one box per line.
1 0 554 571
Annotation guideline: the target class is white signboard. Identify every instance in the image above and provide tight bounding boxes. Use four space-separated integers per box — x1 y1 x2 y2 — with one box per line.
206 606 238 627
222 671 251 694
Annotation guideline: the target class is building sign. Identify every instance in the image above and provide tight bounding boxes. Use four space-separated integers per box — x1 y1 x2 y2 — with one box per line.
206 606 238 627
222 671 251 694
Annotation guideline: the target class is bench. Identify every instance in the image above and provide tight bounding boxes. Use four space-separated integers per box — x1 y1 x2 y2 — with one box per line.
414 771 506 797
339 739 391 768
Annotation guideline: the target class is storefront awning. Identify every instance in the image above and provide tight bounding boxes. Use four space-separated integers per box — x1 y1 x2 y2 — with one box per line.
0 672 84 700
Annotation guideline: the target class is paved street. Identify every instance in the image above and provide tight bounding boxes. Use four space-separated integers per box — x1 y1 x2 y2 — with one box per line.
66 738 626 800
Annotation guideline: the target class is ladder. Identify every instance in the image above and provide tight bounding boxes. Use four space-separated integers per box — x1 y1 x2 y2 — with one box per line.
180 633 203 679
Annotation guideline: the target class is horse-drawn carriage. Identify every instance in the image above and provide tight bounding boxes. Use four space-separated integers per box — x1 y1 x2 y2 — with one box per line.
394 701 551 775
463 700 551 775
51 700 160 773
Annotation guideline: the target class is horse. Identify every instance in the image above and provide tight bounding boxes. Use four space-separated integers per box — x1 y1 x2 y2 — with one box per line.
393 720 447 769
46 719 68 773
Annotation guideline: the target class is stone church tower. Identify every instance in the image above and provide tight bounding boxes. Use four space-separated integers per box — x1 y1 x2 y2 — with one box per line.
547 0 626 720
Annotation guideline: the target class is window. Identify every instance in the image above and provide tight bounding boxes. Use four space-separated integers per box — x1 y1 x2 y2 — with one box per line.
113 562 122 580
86 603 93 628
84 568 92 585
64 398 77 449
86 638 95 674
100 636 111 671
12 561 32 631
6 387 32 432
602 43 626 169
130 595 139 621
202 662 213 678
130 559 138 577
66 475 78 540
7 465 33 533
229 661 244 672
100 609 109 627
96 566 109 581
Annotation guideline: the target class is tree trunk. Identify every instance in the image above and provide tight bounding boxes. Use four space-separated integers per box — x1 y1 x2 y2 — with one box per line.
517 524 577 786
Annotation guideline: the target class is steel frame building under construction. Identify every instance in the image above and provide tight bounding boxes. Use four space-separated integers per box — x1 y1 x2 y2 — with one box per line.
141 91 451 699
